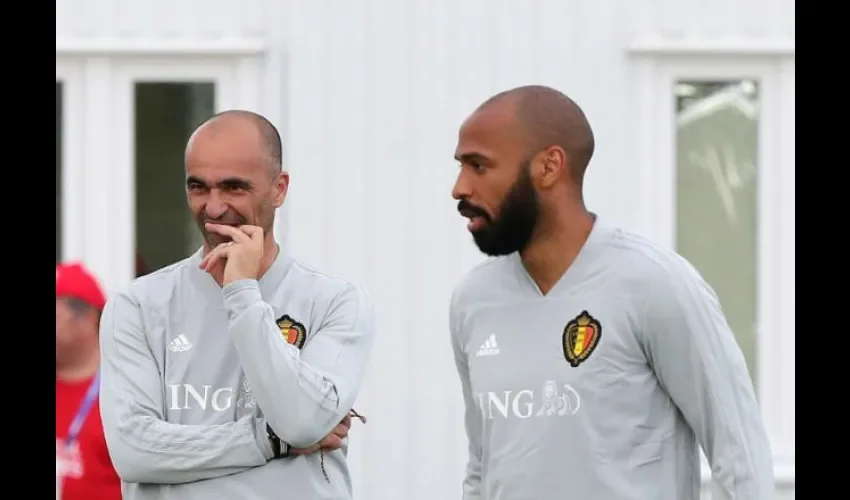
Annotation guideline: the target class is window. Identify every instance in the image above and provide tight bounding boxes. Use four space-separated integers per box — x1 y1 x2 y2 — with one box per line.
134 82 215 273
674 80 759 383
631 51 795 487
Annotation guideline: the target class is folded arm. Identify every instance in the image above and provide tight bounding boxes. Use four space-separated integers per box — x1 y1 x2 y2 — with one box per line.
223 280 376 449
99 291 274 485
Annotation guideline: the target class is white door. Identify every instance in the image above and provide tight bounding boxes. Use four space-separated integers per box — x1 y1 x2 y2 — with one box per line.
103 56 264 291
634 53 795 488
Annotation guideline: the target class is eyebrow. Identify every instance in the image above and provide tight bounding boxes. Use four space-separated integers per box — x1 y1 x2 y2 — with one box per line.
455 152 491 165
186 176 254 190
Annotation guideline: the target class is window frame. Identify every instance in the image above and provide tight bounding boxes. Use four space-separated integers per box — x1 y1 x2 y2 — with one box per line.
105 57 259 291
55 58 86 265
631 53 795 484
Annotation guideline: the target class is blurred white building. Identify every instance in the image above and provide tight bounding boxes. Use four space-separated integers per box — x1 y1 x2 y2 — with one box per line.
56 0 795 498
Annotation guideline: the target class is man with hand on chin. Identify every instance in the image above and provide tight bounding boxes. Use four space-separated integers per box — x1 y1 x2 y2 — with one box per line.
99 110 376 500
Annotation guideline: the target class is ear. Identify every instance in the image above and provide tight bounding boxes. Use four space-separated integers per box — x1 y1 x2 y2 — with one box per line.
536 146 568 190
84 308 102 334
273 171 289 208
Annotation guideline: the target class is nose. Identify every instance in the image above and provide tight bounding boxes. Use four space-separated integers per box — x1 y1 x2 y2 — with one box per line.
452 170 472 201
204 191 228 219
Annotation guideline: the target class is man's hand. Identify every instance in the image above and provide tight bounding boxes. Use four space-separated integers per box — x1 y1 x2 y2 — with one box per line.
290 414 352 456
200 224 265 286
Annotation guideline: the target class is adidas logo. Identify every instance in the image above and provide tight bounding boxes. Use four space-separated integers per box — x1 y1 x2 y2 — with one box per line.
475 334 500 357
168 334 193 352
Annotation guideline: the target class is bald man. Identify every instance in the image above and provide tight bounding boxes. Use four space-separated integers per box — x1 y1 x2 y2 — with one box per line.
99 110 375 500
448 86 774 500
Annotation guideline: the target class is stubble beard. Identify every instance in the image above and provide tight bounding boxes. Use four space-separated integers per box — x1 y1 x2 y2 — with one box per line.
197 202 276 251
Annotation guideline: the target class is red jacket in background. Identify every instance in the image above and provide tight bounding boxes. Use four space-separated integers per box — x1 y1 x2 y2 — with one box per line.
56 376 122 500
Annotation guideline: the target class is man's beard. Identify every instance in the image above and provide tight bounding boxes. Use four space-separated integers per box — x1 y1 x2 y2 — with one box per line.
460 162 540 256
195 211 248 248
195 202 277 249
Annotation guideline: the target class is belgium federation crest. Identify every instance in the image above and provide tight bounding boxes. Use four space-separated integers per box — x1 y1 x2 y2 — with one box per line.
562 310 601 368
276 315 307 350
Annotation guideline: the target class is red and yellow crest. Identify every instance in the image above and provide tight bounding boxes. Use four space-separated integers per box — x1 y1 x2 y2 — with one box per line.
276 315 307 350
562 310 602 367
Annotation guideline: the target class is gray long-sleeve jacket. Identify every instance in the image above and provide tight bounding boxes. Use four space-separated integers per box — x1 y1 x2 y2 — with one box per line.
99 248 375 500
449 219 775 500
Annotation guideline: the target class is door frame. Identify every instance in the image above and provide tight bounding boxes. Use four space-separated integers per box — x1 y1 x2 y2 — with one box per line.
110 58 244 289
55 54 266 294
631 52 795 483
55 58 86 265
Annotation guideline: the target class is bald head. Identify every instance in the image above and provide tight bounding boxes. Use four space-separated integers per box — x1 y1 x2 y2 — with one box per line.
478 85 595 182
184 110 289 249
187 110 282 175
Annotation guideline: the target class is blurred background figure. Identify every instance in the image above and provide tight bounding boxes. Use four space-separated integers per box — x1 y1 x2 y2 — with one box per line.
56 262 121 500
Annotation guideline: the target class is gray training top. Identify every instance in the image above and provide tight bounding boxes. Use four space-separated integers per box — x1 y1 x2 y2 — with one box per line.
99 247 376 500
449 218 775 500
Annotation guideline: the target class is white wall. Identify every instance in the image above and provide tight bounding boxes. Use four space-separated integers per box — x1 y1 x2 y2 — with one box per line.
57 0 795 498
56 0 796 50
56 0 266 43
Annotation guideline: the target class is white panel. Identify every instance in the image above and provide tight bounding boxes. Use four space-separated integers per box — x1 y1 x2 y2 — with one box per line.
82 57 118 293
108 62 135 296
55 0 795 61
233 58 265 131
625 0 795 41
776 58 795 462
56 59 86 263
56 0 267 41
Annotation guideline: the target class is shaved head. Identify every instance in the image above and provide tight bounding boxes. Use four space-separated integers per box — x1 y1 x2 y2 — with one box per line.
184 110 288 249
187 109 283 175
478 85 595 182
453 85 596 256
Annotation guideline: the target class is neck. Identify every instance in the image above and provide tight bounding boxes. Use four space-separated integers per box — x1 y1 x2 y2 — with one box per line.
257 236 281 276
205 234 281 286
519 203 595 295
57 347 100 382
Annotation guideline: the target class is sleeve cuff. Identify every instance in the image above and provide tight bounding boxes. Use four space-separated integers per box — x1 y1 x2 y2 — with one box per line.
222 279 263 319
254 417 274 461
